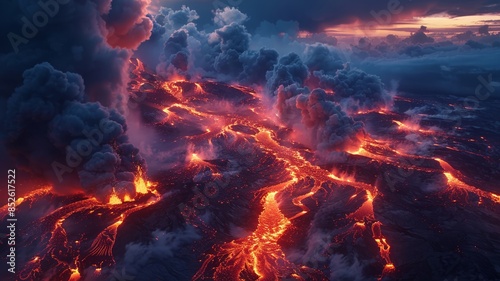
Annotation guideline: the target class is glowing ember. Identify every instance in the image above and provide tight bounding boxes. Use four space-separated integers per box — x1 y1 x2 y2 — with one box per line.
68 268 81 281
134 167 156 194
108 189 123 205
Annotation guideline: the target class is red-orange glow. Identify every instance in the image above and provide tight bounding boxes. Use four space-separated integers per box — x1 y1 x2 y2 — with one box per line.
324 14 500 39
372 222 394 272
190 153 203 163
162 80 185 100
436 158 500 204
134 167 156 195
108 189 122 205
68 268 81 281
393 120 436 134
194 191 302 280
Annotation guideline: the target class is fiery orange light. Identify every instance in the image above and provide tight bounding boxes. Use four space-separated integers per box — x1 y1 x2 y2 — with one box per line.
108 189 122 205
68 268 81 281
436 158 500 204
162 81 185 100
194 191 303 280
372 222 394 274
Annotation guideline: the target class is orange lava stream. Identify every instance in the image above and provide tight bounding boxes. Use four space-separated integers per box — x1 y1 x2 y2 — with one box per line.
194 126 395 279
16 170 160 281
435 158 500 204
194 187 308 281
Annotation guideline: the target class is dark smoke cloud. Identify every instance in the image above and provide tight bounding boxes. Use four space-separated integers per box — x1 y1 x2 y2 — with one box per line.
0 0 152 199
238 48 279 85
104 0 153 49
212 23 251 77
148 8 280 85
266 53 309 92
304 44 343 76
315 65 392 113
4 63 145 200
157 30 190 76
0 0 152 110
160 5 200 30
276 85 364 152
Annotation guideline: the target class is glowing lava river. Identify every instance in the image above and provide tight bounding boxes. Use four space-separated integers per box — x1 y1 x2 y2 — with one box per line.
1 59 499 281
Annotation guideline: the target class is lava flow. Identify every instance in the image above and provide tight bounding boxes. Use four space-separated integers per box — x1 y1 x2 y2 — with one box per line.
3 58 499 281
193 190 302 281
9 170 161 281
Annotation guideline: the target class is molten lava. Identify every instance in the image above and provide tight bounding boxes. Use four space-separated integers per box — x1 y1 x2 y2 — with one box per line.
194 191 300 280
9 58 499 280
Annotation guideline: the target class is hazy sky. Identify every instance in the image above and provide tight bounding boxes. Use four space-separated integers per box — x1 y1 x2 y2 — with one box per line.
158 0 500 36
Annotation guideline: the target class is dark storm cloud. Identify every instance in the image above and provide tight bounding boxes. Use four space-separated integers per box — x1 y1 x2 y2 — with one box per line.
161 0 500 32
4 63 145 199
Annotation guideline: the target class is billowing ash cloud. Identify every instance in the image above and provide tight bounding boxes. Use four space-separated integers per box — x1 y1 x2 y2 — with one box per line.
315 65 392 113
4 63 145 200
150 7 280 85
0 0 152 199
104 0 153 49
157 30 190 76
212 23 251 77
266 53 309 92
304 43 344 76
0 0 152 110
277 85 364 152
238 48 279 85
160 5 200 30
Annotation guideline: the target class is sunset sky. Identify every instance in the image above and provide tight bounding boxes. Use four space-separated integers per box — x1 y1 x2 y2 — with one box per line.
325 13 500 38
162 0 500 39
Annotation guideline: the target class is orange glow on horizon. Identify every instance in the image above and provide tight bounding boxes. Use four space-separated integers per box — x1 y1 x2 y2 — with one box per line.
324 13 500 38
